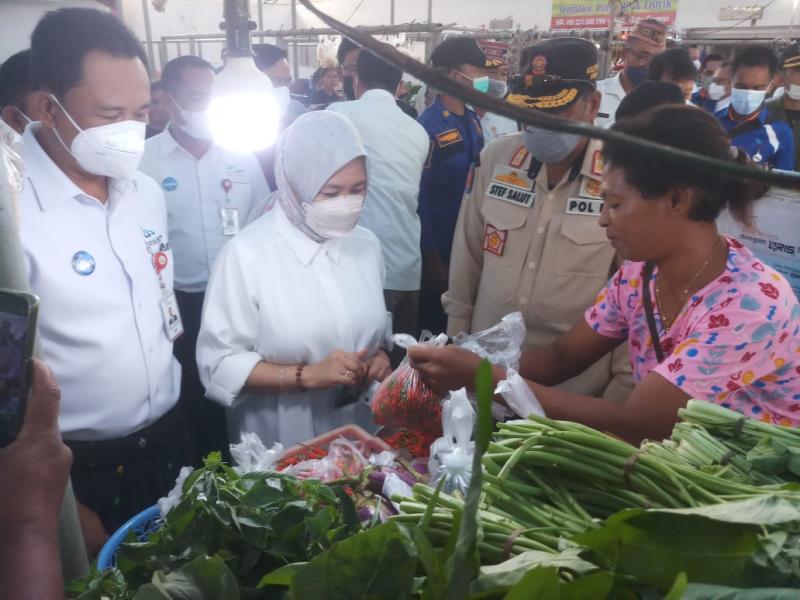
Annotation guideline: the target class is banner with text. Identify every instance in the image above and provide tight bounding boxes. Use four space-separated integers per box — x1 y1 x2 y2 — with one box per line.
551 1 679 31
718 188 800 301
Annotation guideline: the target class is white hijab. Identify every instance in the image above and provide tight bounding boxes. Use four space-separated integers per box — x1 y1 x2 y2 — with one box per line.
275 111 366 243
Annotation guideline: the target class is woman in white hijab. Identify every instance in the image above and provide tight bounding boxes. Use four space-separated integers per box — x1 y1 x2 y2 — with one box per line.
197 111 393 447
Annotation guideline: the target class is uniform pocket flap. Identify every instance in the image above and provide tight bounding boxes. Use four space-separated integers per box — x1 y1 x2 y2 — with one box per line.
561 214 610 245
480 200 529 231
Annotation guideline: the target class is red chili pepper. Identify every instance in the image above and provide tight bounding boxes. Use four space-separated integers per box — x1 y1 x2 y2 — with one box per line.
373 362 443 434
385 428 438 459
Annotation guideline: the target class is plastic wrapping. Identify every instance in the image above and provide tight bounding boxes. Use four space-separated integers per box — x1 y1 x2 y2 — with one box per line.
282 438 369 482
368 450 397 467
158 466 194 517
0 122 25 229
382 472 414 510
429 388 475 496
453 312 526 370
0 122 24 189
230 432 284 474
495 368 546 419
372 333 449 433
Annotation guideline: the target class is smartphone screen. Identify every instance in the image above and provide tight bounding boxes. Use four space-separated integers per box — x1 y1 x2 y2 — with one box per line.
0 289 38 448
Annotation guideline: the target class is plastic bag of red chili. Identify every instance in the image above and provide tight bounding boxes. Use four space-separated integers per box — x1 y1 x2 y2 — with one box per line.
372 333 449 434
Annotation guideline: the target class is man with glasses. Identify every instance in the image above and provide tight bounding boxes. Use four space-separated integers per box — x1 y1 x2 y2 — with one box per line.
596 19 667 128
444 38 633 402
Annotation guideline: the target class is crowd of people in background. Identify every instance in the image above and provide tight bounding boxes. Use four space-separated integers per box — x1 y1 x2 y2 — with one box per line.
1 8 800 596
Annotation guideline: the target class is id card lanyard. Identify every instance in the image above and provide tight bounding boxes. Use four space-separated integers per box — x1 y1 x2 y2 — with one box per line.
221 178 240 236
144 237 185 342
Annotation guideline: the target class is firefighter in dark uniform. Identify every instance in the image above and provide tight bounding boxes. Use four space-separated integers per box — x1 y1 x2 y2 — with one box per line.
417 37 489 335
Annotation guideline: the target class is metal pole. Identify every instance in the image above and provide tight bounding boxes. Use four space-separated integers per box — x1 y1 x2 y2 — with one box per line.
222 0 256 57
257 0 264 31
140 0 156 72
604 0 619 80
291 0 300 80
390 0 395 26
427 0 433 24
0 151 89 583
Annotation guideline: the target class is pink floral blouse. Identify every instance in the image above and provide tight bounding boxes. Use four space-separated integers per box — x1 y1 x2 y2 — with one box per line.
585 237 800 426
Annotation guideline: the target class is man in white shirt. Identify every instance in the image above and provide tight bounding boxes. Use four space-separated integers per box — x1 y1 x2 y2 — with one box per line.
21 7 187 544
328 50 429 339
253 43 306 190
596 18 667 128
140 55 269 464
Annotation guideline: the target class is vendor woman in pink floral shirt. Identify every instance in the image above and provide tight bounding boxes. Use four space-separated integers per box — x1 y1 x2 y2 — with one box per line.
410 105 800 444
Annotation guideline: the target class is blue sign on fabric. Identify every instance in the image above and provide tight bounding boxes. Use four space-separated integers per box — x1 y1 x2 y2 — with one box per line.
162 177 178 191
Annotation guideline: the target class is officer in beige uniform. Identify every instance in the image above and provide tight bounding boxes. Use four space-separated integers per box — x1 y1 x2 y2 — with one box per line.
444 38 632 401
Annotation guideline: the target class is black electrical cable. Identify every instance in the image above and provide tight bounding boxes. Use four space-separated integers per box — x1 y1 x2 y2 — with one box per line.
296 0 800 190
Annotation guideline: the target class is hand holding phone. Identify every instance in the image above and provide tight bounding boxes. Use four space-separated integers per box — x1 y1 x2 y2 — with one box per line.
0 288 39 448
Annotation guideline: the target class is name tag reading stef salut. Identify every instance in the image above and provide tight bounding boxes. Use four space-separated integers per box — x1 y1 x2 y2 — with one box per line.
566 198 604 216
486 166 535 208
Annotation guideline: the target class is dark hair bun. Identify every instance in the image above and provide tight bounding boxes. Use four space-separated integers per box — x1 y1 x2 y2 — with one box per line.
604 105 768 225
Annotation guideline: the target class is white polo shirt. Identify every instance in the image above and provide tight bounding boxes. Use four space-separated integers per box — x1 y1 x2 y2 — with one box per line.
328 89 429 291
480 112 519 144
19 125 181 441
596 72 627 128
140 129 270 293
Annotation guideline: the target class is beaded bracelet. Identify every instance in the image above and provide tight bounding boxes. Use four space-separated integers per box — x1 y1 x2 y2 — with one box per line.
296 363 307 392
279 367 286 394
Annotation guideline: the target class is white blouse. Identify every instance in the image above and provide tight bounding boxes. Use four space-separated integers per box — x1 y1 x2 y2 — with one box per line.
196 205 392 447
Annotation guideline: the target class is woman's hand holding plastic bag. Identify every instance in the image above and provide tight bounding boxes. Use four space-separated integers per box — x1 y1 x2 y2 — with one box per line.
409 312 526 395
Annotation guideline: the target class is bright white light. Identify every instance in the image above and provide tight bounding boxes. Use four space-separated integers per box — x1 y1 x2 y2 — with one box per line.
209 55 288 153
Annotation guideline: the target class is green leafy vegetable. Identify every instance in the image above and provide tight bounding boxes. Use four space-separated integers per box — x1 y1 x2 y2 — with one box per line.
68 455 363 598
288 522 418 599
575 509 759 590
132 555 239 600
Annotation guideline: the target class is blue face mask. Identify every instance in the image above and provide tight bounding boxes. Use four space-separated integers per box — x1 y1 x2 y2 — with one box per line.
730 88 767 116
624 66 648 87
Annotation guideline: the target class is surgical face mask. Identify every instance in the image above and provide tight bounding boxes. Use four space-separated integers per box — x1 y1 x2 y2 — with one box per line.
708 83 728 101
175 102 213 140
487 79 509 99
50 95 145 179
693 59 702 70
457 71 491 94
304 194 364 239
523 125 582 164
624 65 648 87
700 75 714 90
786 83 800 101
730 88 767 116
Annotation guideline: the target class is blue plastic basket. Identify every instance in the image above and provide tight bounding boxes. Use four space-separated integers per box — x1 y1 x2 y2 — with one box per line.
97 505 162 570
